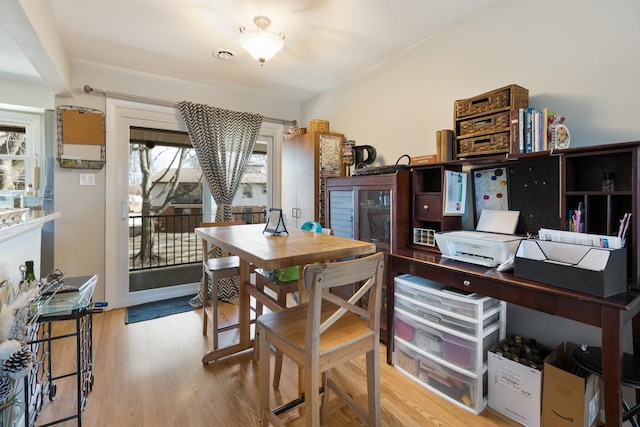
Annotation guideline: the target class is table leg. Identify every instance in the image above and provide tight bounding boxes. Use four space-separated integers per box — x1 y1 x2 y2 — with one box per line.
601 305 623 426
239 259 252 343
386 255 395 365
296 263 306 400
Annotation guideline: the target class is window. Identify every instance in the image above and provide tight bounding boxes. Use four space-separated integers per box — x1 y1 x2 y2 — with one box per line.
242 183 253 198
0 125 27 190
0 110 42 196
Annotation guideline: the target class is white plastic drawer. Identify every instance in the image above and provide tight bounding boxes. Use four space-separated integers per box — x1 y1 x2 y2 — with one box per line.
395 311 501 368
395 339 485 413
394 274 500 320
395 294 499 335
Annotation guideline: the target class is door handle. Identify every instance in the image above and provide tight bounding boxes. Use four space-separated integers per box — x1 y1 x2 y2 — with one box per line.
121 201 128 220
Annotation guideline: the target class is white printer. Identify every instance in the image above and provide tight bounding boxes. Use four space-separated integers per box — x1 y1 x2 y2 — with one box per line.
434 209 523 268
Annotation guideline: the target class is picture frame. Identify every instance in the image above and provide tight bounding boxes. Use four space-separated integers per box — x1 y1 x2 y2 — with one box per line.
443 170 467 215
263 208 288 235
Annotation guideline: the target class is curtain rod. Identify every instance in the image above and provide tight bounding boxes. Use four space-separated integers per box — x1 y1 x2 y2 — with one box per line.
83 85 297 126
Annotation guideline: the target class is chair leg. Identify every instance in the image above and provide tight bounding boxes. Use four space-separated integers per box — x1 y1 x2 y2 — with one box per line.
258 324 271 427
366 349 381 427
320 370 330 423
623 399 640 427
202 272 209 336
304 359 320 427
271 289 288 390
273 350 284 390
253 279 266 363
211 275 219 350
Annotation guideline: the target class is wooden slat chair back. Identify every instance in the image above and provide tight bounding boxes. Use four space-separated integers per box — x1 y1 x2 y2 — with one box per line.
200 221 245 357
257 251 384 426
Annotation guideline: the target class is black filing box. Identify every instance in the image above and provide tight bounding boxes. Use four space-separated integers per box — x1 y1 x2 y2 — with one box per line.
514 239 627 298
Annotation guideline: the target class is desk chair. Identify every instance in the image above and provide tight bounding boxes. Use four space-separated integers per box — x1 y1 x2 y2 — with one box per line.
572 345 640 427
257 252 384 426
200 221 245 352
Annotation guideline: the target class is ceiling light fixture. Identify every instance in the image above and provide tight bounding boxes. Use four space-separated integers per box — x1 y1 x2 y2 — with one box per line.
239 16 284 65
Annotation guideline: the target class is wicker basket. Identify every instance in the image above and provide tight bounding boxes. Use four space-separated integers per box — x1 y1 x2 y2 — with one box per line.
283 127 306 140
308 119 329 133
456 132 510 158
454 85 529 119
457 111 511 137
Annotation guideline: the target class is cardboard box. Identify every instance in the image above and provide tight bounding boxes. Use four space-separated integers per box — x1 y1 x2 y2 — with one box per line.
542 342 601 427
488 350 543 426
514 239 627 298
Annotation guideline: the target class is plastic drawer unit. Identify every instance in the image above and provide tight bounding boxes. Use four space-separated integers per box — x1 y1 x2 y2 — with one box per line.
393 274 506 415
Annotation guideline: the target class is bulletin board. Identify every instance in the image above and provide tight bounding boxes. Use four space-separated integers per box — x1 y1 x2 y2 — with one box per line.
56 105 106 169
471 158 561 235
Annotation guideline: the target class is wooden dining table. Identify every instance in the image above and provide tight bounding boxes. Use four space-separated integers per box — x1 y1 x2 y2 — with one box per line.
195 223 377 364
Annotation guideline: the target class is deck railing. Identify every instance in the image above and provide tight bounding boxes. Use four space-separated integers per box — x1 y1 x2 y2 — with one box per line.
128 210 266 271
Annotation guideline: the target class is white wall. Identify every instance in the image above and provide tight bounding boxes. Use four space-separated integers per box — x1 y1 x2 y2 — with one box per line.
0 77 54 111
302 0 640 166
301 0 640 350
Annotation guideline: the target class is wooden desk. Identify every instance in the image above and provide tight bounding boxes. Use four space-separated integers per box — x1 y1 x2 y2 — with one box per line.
195 223 376 364
386 248 640 427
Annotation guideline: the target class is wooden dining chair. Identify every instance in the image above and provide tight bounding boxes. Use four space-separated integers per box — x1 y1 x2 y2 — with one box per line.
200 221 245 352
257 251 384 426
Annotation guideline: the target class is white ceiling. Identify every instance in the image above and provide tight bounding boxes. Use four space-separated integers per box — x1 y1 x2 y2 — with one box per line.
1 0 500 103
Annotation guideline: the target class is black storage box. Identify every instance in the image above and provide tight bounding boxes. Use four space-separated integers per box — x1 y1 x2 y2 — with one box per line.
514 239 627 298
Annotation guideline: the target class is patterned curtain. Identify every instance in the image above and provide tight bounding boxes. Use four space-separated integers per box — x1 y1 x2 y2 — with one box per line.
178 101 263 306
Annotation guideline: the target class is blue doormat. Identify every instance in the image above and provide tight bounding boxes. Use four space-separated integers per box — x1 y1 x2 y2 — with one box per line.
125 295 197 324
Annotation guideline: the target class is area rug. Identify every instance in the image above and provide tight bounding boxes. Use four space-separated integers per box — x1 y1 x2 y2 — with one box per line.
125 295 197 324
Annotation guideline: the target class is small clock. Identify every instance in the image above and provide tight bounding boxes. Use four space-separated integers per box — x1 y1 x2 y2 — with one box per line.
555 124 570 149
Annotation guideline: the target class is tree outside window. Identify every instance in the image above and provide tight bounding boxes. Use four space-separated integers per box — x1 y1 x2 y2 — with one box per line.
0 126 27 190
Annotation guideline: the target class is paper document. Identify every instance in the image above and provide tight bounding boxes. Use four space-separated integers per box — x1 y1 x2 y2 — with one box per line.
538 228 622 249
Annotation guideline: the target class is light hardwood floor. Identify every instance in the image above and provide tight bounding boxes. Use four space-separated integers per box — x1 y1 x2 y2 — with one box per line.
36 302 519 426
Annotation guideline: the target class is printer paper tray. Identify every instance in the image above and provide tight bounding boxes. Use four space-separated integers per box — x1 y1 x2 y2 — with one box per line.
441 253 499 267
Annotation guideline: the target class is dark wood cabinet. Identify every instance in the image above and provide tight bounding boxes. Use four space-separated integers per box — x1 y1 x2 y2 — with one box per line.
410 164 462 250
325 170 411 340
406 141 639 285
325 170 411 252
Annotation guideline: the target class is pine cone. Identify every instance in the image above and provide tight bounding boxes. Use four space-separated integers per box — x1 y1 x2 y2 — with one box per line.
2 346 33 380
9 306 30 343
0 377 13 403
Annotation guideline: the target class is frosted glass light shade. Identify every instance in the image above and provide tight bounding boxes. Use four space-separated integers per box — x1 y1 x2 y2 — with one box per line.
239 16 284 64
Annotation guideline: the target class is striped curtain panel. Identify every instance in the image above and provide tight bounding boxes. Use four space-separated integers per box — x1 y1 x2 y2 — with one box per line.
178 101 263 306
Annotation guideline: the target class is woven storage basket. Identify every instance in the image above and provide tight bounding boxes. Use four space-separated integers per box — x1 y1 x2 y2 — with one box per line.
283 127 306 140
456 132 510 158
457 111 510 137
454 85 529 119
308 119 329 133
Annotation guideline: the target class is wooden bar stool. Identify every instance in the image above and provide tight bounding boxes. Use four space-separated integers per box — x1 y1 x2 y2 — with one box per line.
200 221 244 359
257 252 384 426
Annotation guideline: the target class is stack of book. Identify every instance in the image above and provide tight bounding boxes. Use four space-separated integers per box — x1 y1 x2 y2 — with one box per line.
510 108 566 153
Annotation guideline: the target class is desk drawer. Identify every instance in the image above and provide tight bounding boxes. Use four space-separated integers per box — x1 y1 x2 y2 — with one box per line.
413 193 442 221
